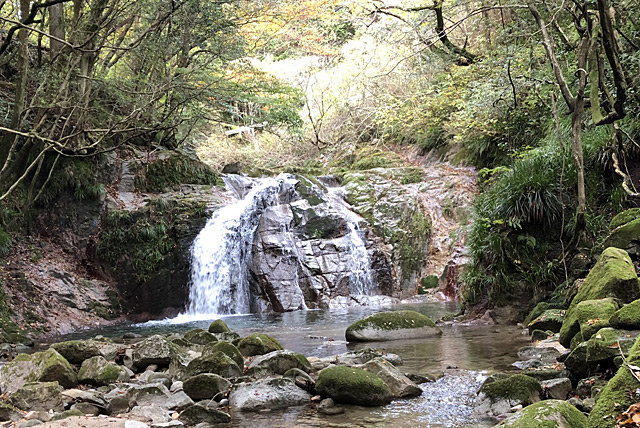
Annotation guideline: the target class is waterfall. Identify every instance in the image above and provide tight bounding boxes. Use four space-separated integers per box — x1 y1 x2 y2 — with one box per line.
186 175 291 316
345 222 375 296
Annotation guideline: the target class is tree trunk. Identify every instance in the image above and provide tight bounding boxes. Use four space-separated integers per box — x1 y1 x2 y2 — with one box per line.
49 3 66 63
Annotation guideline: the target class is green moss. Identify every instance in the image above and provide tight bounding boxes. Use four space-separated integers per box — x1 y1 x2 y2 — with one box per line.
610 208 640 230
203 341 243 368
237 333 283 357
480 374 541 403
294 176 326 206
346 310 437 337
36 157 106 206
350 148 406 171
576 298 618 341
185 350 241 378
316 365 393 406
391 209 431 281
51 340 101 365
610 299 640 329
208 319 231 333
498 400 587 428
421 275 439 289
51 409 84 421
184 328 218 345
527 309 565 334
135 151 217 192
524 301 566 326
603 218 640 250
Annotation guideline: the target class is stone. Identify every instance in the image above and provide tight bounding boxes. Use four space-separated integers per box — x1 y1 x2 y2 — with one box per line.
17 421 43 428
50 409 84 421
318 348 403 367
610 208 640 230
541 378 572 400
151 422 183 428
610 299 640 329
559 247 639 347
237 333 283 357
0 348 77 393
201 341 244 369
362 357 422 398
283 368 315 385
345 310 442 342
603 217 640 250
208 320 231 334
246 350 311 378
8 382 64 412
61 388 108 409
130 405 171 424
125 421 150 428
575 298 618 341
70 402 100 416
517 346 561 364
50 340 102 365
531 329 554 342
183 374 231 401
476 374 541 417
178 404 231 425
315 365 393 406
527 309 565 334
0 402 23 422
229 378 311 411
318 397 344 415
185 351 242 378
497 400 587 428
78 355 131 386
133 335 183 371
184 329 218 346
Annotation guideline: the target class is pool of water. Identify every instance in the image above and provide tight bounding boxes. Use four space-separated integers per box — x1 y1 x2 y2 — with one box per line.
52 301 529 428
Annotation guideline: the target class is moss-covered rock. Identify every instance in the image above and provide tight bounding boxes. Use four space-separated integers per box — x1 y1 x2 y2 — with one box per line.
478 374 542 412
208 320 231 334
0 402 23 422
51 340 102 365
587 334 640 428
610 208 640 230
362 357 422 398
184 328 218 345
610 299 640 329
316 365 393 406
78 356 130 386
524 301 566 327
202 341 244 369
183 373 231 400
603 218 640 251
185 350 242 378
50 409 85 421
237 333 283 357
528 309 565 334
559 247 639 347
178 403 231 425
576 298 619 341
132 335 184 371
497 399 587 428
8 381 64 412
246 350 311 378
345 310 442 342
0 348 77 394
585 328 638 365
134 149 217 193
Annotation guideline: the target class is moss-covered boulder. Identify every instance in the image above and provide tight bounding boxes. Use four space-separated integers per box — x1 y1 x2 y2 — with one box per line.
208 320 231 334
8 381 64 412
183 373 231 400
202 341 244 369
246 350 311 378
315 365 393 406
50 340 102 365
345 310 442 342
604 218 640 251
576 298 619 341
179 403 231 425
237 333 283 357
527 309 565 334
184 328 218 345
185 351 242 378
610 299 640 329
497 400 587 428
559 247 639 347
610 208 640 230
476 374 542 416
588 334 640 428
0 348 77 393
78 356 131 386
132 335 183 371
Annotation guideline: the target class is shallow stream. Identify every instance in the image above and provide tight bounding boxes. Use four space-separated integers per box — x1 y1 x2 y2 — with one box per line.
54 301 529 428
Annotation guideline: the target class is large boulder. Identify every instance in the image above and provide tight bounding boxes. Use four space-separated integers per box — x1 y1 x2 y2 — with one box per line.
362 357 422 398
229 378 311 411
78 356 131 386
183 329 218 345
237 333 283 357
208 320 231 334
565 328 639 378
183 373 231 400
132 335 182 371
8 381 64 412
179 403 231 425
316 348 403 368
345 310 442 342
576 298 619 341
0 348 77 393
497 400 587 428
527 309 564 334
51 340 102 365
202 341 244 369
610 208 640 230
246 350 311 378
610 299 640 329
559 247 639 347
476 374 541 416
603 217 640 252
315 365 393 406
185 351 242 378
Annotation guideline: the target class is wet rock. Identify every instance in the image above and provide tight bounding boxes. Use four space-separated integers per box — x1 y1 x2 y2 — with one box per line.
497 400 587 427
50 340 102 365
178 403 231 425
476 374 541 417
345 310 442 342
316 365 393 406
527 310 564 334
185 351 242 378
8 382 64 412
362 357 422 398
283 367 315 385
184 329 218 346
541 378 572 400
0 348 77 393
237 333 283 356
318 398 344 415
201 341 244 369
229 378 311 411
208 320 231 334
246 350 311 378
610 299 640 329
318 348 403 367
50 409 84 421
183 374 231 401
559 247 639 348
132 335 183 371
78 355 131 386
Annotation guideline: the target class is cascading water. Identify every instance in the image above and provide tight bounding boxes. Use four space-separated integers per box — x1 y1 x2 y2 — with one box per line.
186 175 293 317
346 223 374 296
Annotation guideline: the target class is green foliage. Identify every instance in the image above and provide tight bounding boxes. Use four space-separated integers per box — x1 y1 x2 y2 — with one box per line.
135 151 217 192
36 158 105 206
0 227 11 256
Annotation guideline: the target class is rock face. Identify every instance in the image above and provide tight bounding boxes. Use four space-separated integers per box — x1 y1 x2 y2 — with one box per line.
229 378 311 411
315 365 393 406
497 400 587 428
345 310 442 342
